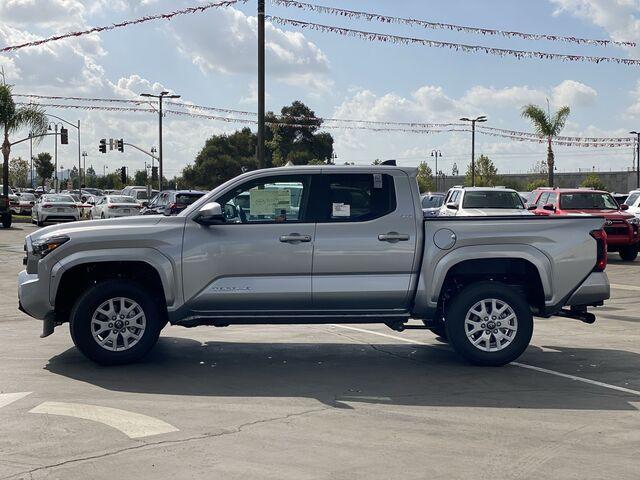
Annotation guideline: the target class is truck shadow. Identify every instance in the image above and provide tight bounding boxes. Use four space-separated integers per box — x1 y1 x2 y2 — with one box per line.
44 337 640 411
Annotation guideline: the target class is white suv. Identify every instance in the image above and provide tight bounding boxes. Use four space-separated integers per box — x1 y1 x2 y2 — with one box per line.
624 190 640 218
439 186 533 216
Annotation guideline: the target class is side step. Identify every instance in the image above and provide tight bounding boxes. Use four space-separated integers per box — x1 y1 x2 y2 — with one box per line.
556 307 596 324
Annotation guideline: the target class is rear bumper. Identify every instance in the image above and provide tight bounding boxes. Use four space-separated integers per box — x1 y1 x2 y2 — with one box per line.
565 271 610 307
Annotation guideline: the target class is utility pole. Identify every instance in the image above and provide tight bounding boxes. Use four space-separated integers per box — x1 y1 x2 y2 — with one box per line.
141 91 181 191
47 122 62 192
460 115 487 187
257 0 266 169
630 131 640 189
431 150 442 191
29 132 33 188
82 151 87 187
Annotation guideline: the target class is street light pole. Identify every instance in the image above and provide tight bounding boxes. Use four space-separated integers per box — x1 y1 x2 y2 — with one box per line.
141 91 181 191
29 132 33 188
431 150 442 191
257 0 266 169
82 151 87 187
630 131 640 189
460 115 487 187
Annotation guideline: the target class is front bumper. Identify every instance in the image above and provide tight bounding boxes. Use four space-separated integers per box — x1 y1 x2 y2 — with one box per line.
565 271 610 307
18 269 54 321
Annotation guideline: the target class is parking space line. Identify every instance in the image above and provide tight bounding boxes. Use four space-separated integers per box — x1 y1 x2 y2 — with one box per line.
29 402 179 439
331 324 640 397
0 392 31 409
610 283 640 292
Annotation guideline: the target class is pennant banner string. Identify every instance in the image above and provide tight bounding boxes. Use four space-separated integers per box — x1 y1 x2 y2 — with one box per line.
0 0 247 53
271 0 635 48
268 16 640 67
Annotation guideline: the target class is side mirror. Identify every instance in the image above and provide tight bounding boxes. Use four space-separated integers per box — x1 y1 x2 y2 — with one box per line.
527 204 538 211
543 203 556 212
446 202 459 210
621 204 630 211
194 201 226 225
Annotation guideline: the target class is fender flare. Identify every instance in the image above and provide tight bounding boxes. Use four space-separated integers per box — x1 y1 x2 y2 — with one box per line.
50 248 179 307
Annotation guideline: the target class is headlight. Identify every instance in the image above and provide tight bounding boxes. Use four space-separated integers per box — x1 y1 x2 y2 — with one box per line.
31 235 70 259
628 217 640 225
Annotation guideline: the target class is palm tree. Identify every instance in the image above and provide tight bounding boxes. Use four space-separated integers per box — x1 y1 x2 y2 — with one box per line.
1 82 48 198
521 103 571 187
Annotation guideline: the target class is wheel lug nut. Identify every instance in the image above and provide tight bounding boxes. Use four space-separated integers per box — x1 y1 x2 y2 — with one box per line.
120 315 124 319
111 316 116 320
494 329 498 334
484 317 488 321
108 323 113 327
492 316 496 320
497 322 501 326
481 323 486 328
125 321 129 325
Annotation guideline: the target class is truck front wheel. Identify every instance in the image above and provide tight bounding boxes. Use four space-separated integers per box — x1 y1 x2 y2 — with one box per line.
619 245 639 262
69 279 163 365
445 282 533 366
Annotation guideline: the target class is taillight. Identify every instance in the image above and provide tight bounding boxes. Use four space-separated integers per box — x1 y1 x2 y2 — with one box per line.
42 203 52 208
590 229 607 272
108 205 117 209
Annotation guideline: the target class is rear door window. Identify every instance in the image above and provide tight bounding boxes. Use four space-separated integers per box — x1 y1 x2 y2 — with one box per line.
313 174 396 222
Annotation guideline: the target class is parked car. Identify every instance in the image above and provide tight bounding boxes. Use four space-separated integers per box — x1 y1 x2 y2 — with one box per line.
440 186 533 216
19 165 609 367
623 190 640 218
31 194 80 226
89 195 142 219
420 192 445 217
141 190 207 216
16 192 36 215
8 194 20 214
611 192 629 205
530 187 640 261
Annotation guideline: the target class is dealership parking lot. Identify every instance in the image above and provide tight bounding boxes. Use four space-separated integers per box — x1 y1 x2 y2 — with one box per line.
1 224 640 479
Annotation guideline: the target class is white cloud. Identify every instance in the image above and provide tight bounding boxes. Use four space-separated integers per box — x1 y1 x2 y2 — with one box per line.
0 0 85 28
462 85 546 109
551 0 640 48
169 7 332 91
552 80 598 107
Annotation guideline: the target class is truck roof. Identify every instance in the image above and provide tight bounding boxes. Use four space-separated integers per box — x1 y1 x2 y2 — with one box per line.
259 165 418 176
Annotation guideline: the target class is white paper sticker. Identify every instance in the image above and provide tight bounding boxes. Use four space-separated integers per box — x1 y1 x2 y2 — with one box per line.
373 173 383 189
332 203 351 217
250 189 291 216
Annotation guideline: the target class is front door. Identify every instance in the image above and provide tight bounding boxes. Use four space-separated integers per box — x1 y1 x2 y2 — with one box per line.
310 171 418 311
182 174 315 314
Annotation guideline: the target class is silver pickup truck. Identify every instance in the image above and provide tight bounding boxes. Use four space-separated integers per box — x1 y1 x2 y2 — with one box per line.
18 166 610 366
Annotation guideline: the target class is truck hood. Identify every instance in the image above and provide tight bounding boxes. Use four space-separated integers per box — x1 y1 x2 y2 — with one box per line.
28 215 180 244
561 209 632 220
460 208 534 216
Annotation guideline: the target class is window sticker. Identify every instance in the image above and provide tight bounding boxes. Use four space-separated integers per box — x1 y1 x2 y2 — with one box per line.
250 189 291 215
332 203 351 217
373 173 383 189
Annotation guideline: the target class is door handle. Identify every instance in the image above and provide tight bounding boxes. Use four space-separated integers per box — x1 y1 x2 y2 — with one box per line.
279 234 312 243
378 232 410 242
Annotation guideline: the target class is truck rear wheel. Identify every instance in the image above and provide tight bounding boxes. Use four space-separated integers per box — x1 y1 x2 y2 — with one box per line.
445 282 533 366
619 245 639 262
69 279 162 365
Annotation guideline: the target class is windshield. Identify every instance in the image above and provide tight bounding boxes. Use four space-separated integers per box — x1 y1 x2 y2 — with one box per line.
135 190 158 200
560 192 618 210
462 191 525 209
21 193 35 201
421 195 444 208
624 192 640 206
108 196 137 204
176 193 204 206
43 195 75 203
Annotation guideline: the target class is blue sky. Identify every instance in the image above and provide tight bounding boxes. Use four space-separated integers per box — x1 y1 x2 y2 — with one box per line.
2 0 640 179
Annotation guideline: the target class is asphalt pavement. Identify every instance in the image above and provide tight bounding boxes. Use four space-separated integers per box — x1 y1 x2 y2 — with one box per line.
1 224 640 480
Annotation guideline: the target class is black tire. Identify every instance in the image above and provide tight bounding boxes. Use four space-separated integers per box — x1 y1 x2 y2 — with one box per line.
69 279 162 365
444 282 533 366
1 212 11 228
619 245 639 262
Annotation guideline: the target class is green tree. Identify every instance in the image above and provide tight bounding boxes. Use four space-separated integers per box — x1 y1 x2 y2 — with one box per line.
182 127 258 189
1 81 48 198
266 101 333 166
581 173 607 191
526 178 548 191
501 178 522 191
521 103 570 187
465 155 498 187
34 152 54 188
417 161 435 192
9 156 28 187
133 169 148 186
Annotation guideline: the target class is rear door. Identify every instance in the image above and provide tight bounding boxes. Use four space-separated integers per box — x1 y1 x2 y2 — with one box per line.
310 171 418 311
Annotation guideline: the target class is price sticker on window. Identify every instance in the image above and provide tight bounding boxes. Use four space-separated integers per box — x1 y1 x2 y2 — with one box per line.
373 173 383 189
332 203 351 217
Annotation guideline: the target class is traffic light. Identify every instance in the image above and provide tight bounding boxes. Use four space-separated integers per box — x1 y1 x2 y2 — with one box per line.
60 127 69 145
99 139 106 153
116 139 124 152
120 166 127 184
151 166 158 182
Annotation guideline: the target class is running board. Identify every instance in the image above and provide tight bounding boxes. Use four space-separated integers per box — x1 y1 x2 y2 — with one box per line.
555 307 596 324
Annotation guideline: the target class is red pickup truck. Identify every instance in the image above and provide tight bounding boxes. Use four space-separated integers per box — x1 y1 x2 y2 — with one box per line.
530 188 640 261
